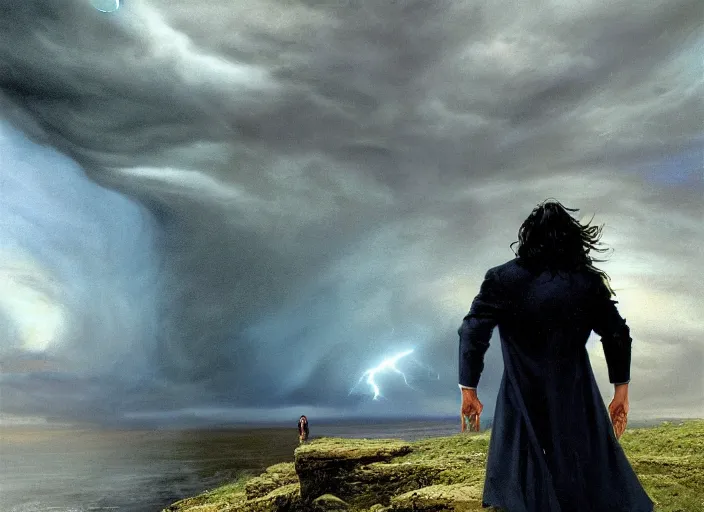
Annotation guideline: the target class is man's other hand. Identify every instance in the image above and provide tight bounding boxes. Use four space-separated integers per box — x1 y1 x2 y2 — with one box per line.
609 385 629 440
460 388 483 432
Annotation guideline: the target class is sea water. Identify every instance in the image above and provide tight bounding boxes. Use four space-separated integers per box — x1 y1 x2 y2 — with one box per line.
0 417 664 512
0 419 461 512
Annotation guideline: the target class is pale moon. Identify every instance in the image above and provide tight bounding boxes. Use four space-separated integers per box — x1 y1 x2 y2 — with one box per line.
91 0 120 13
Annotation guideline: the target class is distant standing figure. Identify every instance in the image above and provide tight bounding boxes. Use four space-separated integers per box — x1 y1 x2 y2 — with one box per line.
458 199 654 511
297 415 309 444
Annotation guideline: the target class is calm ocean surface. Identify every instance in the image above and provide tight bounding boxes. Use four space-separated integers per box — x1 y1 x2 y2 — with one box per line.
1 417 666 512
0 419 464 512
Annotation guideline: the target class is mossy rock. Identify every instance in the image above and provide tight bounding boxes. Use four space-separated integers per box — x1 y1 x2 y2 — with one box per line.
388 483 484 512
311 493 351 511
337 459 475 508
165 420 704 512
295 437 412 502
164 504 225 512
295 437 413 463
245 462 298 499
163 493 247 511
230 483 301 512
162 480 249 511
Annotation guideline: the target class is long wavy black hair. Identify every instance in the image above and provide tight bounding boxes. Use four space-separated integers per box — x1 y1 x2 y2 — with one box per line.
510 199 616 296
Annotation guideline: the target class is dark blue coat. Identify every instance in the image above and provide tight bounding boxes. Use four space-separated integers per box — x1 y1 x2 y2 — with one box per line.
459 257 654 512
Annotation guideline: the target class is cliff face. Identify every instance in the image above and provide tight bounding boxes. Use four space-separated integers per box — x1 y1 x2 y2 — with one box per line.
295 438 413 505
164 420 704 512
165 433 492 512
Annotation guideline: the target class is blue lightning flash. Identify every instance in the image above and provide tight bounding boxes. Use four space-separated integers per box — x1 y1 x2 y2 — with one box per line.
351 349 415 400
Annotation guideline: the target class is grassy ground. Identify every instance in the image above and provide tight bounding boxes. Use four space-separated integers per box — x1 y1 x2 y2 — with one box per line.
162 475 250 511
164 419 704 512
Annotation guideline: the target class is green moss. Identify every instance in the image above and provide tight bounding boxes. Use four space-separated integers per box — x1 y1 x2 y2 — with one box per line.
162 473 251 511
619 420 704 512
618 419 704 457
165 419 704 512
389 483 484 511
295 437 412 461
245 462 298 499
236 483 301 512
265 462 297 474
312 493 351 510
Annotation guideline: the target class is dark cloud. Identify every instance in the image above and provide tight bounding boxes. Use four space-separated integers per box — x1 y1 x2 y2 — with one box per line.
0 0 701 425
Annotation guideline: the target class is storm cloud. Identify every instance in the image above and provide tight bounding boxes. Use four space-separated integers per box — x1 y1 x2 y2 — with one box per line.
0 0 702 426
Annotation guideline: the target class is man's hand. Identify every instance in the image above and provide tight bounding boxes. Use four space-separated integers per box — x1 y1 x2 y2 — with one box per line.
460 388 483 432
609 384 629 440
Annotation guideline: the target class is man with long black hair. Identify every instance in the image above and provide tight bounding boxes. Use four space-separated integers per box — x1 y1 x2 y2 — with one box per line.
298 415 309 444
458 199 654 511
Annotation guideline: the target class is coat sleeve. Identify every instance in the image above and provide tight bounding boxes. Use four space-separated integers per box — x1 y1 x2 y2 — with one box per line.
458 268 505 388
591 276 632 384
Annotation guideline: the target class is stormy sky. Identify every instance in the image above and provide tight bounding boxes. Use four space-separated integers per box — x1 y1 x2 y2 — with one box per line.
0 0 702 426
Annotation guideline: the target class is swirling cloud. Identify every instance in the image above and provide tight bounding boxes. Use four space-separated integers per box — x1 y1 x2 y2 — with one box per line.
0 0 701 425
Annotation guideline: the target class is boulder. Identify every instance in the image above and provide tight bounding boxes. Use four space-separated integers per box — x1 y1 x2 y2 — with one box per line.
388 483 485 511
245 463 298 499
230 483 301 512
332 460 454 507
311 493 350 511
162 487 247 511
294 437 412 504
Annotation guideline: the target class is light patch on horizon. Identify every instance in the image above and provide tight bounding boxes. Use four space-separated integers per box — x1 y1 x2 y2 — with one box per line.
613 288 703 336
0 254 67 353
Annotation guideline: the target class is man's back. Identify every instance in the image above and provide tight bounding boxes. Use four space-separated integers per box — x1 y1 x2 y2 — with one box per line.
490 258 599 358
459 257 651 511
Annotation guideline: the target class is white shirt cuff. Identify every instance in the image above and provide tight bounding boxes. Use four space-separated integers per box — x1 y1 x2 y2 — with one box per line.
459 384 477 390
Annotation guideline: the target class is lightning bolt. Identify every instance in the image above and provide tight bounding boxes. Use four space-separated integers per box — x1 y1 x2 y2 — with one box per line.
351 349 415 400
